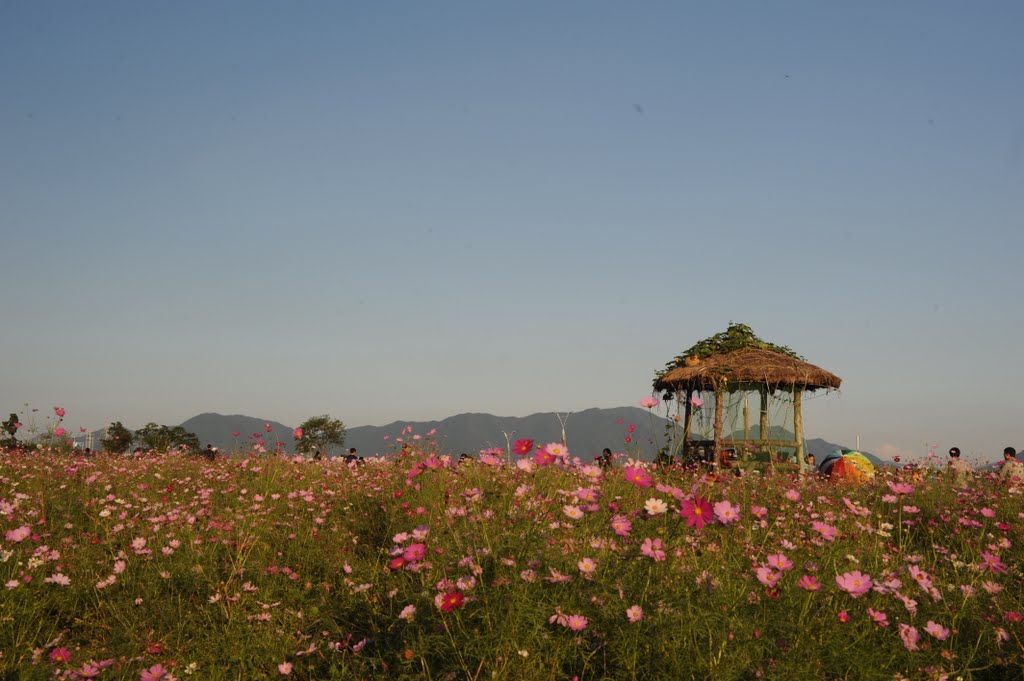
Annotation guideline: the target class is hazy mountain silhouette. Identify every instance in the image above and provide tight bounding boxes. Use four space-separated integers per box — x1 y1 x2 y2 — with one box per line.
157 409 882 465
180 413 297 453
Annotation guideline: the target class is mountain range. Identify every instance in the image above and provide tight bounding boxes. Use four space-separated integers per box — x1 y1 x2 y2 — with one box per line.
168 408 886 465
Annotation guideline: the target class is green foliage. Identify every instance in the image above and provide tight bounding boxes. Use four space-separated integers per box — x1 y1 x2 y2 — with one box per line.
1 450 1021 680
1 413 18 450
661 322 803 373
134 422 200 452
100 421 133 454
295 414 346 455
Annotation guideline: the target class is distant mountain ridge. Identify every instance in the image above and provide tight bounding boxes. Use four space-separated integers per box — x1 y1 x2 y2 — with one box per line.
166 409 883 465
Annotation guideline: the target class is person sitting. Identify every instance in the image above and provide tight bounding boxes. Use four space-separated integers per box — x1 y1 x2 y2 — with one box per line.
999 447 1023 486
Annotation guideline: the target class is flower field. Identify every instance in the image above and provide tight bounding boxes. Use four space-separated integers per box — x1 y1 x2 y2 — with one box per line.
1 442 1022 680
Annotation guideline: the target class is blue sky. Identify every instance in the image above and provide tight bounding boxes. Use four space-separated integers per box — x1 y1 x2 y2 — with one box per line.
2 2 1022 462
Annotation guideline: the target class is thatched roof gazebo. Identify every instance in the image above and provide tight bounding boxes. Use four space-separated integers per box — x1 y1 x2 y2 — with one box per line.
653 323 841 473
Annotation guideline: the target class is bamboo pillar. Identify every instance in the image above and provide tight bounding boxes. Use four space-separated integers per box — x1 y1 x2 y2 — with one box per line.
682 389 693 451
759 387 770 446
743 392 750 441
794 388 805 474
713 387 724 462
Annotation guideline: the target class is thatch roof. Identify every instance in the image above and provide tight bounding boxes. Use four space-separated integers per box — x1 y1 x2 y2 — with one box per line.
653 347 841 393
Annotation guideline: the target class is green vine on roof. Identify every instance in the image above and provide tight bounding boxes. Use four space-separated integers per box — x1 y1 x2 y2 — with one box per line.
663 322 803 371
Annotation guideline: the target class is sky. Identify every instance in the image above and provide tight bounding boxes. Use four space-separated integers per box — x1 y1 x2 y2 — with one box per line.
2 1 1022 463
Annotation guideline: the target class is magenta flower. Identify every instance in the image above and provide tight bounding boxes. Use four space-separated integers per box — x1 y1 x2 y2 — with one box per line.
623 466 653 488
679 495 713 529
292 428 303 439
513 438 535 455
835 571 873 598
49 647 72 664
979 551 1008 574
403 543 426 562
54 407 65 417
54 427 66 437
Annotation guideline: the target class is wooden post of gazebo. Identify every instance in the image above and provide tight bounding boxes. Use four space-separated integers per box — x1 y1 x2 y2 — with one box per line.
713 388 724 462
794 389 805 474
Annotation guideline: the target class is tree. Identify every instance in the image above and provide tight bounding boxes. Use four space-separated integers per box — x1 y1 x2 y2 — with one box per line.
1 413 19 450
134 423 201 453
294 415 346 456
101 422 134 454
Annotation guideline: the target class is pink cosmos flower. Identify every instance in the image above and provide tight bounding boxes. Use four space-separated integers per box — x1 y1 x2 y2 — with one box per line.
54 427 66 437
292 428 303 439
785 489 800 502
623 467 653 488
979 552 1007 574
563 505 584 520
886 481 914 495
403 543 426 562
278 661 293 675
639 397 660 409
690 396 703 408
640 537 666 562
925 620 950 641
140 664 170 681
899 624 920 650
44 573 71 586
750 506 768 520
679 496 713 529
867 608 889 627
4 525 30 542
626 605 644 623
811 521 838 541
533 450 556 466
713 500 741 524
49 647 72 664
566 614 588 631
610 514 632 537
908 565 932 590
837 611 850 623
264 423 272 432
543 442 568 458
399 604 416 621
798 575 822 592
577 557 598 575
755 567 782 587
766 554 794 571
54 407 65 417
836 571 873 598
